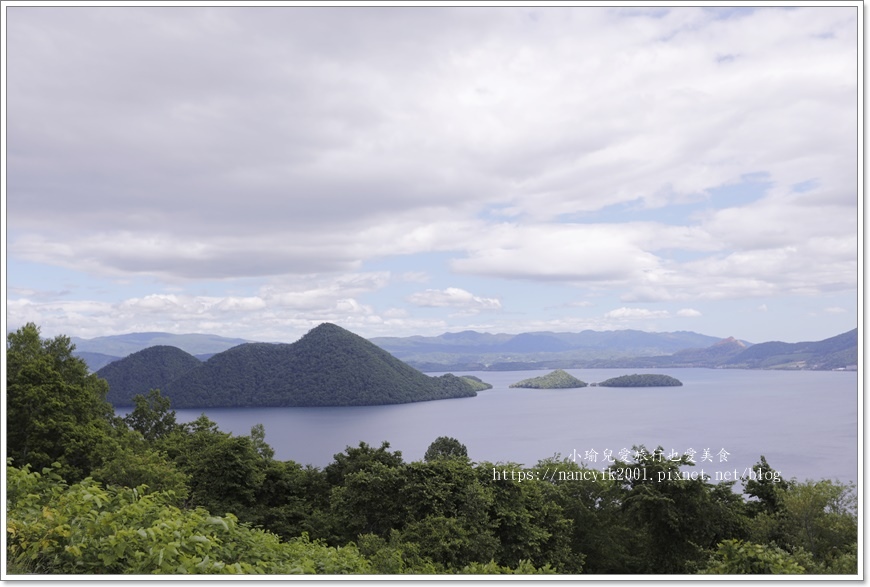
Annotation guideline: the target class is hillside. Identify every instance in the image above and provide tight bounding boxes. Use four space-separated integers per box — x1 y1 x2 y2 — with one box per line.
564 330 856 372
723 328 858 370
97 346 203 405
104 323 480 408
460 375 494 391
509 370 588 389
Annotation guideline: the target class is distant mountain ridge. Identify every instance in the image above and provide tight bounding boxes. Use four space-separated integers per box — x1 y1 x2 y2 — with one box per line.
71 332 251 362
98 323 478 408
555 329 858 371
369 329 727 358
75 326 856 374
370 329 750 371
74 328 731 372
723 328 858 370
375 329 855 372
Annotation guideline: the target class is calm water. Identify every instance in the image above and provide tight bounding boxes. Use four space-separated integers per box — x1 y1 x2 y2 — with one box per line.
167 368 858 483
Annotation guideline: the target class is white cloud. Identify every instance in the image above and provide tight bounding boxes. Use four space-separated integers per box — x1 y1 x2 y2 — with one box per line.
7 7 856 284
677 308 702 318
824 306 847 314
451 223 662 282
5 7 857 343
604 307 671 320
407 287 501 313
6 273 396 341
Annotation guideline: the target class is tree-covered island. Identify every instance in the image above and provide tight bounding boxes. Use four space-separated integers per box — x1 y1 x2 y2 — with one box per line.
597 373 683 387
509 369 588 389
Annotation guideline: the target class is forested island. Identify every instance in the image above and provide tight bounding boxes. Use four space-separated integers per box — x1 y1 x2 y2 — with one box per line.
98 323 483 408
6 323 858 575
509 369 587 389
597 374 684 387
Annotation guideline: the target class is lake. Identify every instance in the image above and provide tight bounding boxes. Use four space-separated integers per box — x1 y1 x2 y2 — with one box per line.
167 368 858 484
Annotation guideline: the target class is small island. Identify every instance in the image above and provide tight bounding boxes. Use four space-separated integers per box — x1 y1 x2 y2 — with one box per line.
509 369 588 389
597 373 683 387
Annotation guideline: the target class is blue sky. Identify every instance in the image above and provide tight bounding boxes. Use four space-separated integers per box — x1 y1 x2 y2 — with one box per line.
4 5 860 344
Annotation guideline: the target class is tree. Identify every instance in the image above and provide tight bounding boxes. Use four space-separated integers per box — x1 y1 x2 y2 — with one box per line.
6 460 372 575
163 415 267 519
324 441 404 487
609 445 737 573
6 323 116 482
330 462 405 542
250 423 275 460
91 445 190 501
123 389 179 442
742 455 791 516
777 480 858 572
424 436 468 462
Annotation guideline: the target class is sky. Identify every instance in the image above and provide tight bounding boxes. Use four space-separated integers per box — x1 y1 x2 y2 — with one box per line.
3 4 861 345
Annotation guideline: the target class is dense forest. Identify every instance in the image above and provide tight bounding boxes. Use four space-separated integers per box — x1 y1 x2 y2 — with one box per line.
509 369 588 389
596 374 684 387
6 323 858 575
99 323 478 408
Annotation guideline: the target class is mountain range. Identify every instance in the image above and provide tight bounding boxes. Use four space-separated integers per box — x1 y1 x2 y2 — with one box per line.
73 327 858 374
98 323 478 408
580 329 858 371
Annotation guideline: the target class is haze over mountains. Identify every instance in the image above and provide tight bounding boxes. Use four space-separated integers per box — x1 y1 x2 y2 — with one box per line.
71 332 251 371
74 326 858 375
369 329 733 370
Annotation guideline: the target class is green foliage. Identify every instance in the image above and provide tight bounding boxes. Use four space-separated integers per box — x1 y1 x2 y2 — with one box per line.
400 515 495 571
742 455 791 516
701 540 805 574
161 415 266 518
123 389 180 442
331 462 406 540
6 462 371 574
457 560 558 575
399 460 499 569
324 441 404 486
356 531 437 574
91 445 190 502
608 445 742 573
775 480 857 573
742 479 858 574
509 369 587 389
485 461 576 572
597 373 683 387
251 460 332 541
249 423 275 460
6 323 117 482
424 436 468 462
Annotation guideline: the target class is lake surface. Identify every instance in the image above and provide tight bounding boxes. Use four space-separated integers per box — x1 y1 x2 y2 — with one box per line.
167 368 858 484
